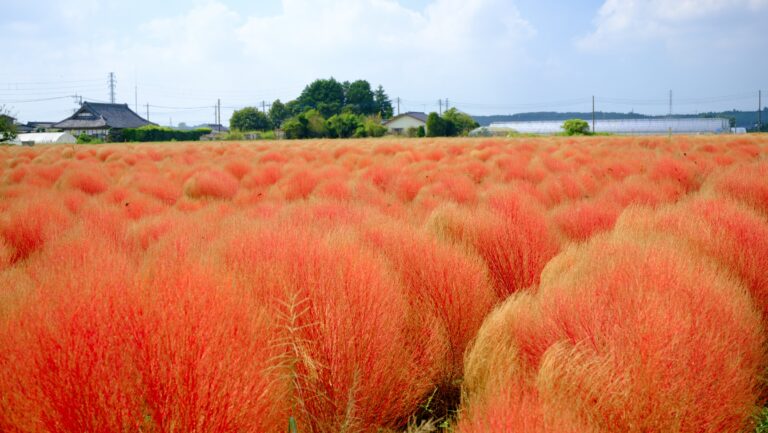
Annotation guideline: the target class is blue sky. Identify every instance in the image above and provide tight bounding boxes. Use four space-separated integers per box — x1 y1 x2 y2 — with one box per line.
1 0 766 125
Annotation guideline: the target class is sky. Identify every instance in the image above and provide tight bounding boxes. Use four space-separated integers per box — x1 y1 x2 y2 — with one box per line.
1 0 767 125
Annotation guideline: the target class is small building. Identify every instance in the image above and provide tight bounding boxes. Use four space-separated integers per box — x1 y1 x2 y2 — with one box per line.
383 112 428 135
14 132 77 145
53 102 154 139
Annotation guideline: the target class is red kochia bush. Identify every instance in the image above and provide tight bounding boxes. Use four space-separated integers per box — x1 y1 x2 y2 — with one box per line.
0 239 144 433
183 168 239 199
361 221 498 380
616 197 768 323
456 377 588 433
431 188 558 298
130 236 282 433
0 194 72 263
535 233 765 433
551 199 621 242
59 163 110 194
217 221 441 432
482 188 559 295
707 162 768 216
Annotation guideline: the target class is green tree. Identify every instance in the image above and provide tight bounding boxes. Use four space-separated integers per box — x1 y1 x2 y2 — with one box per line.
282 116 308 139
0 107 17 143
268 99 290 128
230 107 272 131
326 113 361 138
344 80 376 115
426 112 448 137
443 108 479 136
303 109 328 138
374 85 394 119
285 99 303 117
561 118 591 136
297 78 345 118
361 115 387 137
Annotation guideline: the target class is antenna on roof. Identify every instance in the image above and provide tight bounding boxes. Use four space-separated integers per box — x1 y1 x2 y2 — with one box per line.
109 72 116 104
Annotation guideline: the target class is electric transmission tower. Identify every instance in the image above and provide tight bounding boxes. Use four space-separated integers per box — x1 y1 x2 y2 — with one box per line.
108 72 116 104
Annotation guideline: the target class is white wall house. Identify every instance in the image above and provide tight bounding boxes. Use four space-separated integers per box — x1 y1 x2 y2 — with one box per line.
383 112 428 135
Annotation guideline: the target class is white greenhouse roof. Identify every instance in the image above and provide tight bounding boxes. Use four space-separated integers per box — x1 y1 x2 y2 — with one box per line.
487 118 731 135
16 132 77 144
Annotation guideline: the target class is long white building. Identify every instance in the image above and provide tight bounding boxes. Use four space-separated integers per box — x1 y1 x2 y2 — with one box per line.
483 118 731 135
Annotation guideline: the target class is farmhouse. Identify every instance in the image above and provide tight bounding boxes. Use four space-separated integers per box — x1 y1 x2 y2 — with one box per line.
53 101 153 139
383 112 427 135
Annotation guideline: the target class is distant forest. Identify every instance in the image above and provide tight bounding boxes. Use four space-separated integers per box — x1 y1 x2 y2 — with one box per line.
473 109 768 131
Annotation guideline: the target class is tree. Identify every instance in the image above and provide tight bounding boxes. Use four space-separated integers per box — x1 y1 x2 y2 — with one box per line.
303 109 328 138
230 107 272 131
285 99 303 117
561 118 591 136
268 99 290 128
361 115 387 137
0 107 17 143
326 113 361 138
344 80 376 115
297 78 345 118
282 116 308 139
426 112 449 137
443 108 478 136
374 85 394 119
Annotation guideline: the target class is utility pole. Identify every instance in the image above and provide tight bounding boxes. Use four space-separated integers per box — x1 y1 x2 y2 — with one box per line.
592 95 595 133
445 98 450 110
396 97 400 115
669 89 673 117
262 100 266 114
146 103 149 121
759 90 762 132
108 72 116 104
438 99 443 115
217 99 221 131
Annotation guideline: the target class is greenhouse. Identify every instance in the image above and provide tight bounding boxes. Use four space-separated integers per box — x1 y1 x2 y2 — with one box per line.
480 118 731 135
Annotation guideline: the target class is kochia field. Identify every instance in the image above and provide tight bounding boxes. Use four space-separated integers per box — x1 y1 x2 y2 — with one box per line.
1 135 767 433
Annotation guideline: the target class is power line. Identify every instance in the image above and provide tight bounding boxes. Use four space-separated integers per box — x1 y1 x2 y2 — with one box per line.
0 95 76 104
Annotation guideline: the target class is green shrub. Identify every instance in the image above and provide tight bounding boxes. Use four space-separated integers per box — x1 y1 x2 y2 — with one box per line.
561 119 591 136
77 133 103 144
121 126 212 142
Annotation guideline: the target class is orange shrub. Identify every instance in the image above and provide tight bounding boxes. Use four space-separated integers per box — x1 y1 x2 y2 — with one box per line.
183 168 239 199
217 222 442 432
535 233 765 433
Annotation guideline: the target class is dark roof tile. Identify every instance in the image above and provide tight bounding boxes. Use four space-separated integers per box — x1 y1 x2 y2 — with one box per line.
54 102 153 129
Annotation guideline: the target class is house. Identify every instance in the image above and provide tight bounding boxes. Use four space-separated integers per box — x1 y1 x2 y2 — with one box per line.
53 102 154 139
14 132 77 145
383 112 428 135
198 123 230 133
25 121 57 132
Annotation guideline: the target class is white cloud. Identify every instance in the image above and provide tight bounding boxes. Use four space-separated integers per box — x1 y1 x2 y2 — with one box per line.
578 0 768 50
232 0 534 101
2 0 539 122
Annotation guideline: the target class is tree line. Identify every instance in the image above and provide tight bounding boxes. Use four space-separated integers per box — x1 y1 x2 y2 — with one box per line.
230 78 394 139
